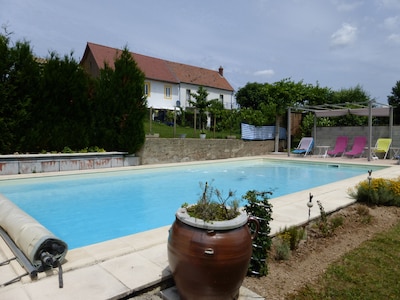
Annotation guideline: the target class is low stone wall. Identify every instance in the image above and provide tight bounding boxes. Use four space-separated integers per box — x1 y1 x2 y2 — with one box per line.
0 152 139 175
137 138 284 165
0 139 285 175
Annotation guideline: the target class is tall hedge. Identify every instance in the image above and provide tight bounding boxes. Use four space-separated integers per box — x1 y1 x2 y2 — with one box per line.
0 31 147 154
93 47 147 154
0 35 40 153
29 52 92 152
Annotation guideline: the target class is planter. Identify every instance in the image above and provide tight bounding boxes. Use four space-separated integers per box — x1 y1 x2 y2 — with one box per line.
167 207 259 300
199 133 206 139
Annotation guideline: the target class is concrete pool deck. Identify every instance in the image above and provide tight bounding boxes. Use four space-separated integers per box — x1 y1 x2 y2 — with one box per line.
0 155 399 299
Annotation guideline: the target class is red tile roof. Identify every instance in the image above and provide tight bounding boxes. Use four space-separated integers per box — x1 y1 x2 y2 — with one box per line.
82 42 234 91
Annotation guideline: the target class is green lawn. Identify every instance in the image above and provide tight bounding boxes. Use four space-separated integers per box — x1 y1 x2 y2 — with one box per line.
144 121 239 139
288 220 400 299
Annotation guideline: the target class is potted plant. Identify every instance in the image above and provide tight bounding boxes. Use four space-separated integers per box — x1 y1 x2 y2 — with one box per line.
167 182 259 300
199 131 206 139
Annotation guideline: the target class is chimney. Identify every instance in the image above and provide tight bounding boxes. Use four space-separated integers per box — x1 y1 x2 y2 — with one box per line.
218 66 223 76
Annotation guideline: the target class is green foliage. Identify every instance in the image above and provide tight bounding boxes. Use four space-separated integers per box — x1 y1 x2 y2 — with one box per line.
266 79 308 116
189 86 211 132
0 31 40 154
243 190 273 277
93 47 147 154
316 200 343 237
208 99 225 136
144 119 241 138
184 181 240 222
273 225 306 261
236 79 311 122
388 80 400 124
235 82 268 109
333 84 371 103
62 146 74 153
299 85 375 137
330 215 344 229
29 52 92 152
349 177 400 206
299 113 315 137
274 239 291 261
238 107 269 126
236 79 330 150
303 82 334 106
278 226 306 251
356 205 372 224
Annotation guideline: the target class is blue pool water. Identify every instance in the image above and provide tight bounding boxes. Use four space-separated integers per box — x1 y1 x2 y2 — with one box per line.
0 159 383 249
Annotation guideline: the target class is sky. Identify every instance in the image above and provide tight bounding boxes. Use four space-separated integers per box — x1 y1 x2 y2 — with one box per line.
1 0 400 104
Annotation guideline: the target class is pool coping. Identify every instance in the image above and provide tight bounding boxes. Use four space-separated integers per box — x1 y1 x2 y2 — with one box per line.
0 155 398 299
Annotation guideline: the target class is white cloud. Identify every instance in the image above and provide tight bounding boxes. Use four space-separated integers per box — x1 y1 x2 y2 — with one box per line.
388 33 400 43
330 23 358 47
253 69 275 77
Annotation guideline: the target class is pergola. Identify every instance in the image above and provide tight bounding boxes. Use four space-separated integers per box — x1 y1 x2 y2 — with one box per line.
287 101 393 161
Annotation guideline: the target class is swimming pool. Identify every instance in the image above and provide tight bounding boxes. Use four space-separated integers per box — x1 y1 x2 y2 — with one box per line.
0 159 383 249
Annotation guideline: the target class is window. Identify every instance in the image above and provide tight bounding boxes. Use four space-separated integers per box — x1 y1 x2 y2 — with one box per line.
186 89 192 106
186 89 191 101
219 94 224 103
164 85 172 99
144 82 151 96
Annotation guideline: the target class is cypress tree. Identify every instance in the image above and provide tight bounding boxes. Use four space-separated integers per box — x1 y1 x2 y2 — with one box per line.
93 47 147 154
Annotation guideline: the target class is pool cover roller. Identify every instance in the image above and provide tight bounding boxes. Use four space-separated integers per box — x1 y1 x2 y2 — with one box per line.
0 194 68 271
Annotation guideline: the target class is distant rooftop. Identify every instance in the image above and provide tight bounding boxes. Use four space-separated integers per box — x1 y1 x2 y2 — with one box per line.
82 42 234 92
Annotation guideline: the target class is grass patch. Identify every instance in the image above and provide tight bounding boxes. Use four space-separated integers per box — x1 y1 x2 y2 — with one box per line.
287 220 400 299
144 121 238 139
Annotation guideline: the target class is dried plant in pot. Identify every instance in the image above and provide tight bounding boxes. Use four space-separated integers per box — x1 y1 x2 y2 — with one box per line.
167 182 259 300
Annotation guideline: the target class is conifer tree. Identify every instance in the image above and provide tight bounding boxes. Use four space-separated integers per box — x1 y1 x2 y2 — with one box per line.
93 47 147 154
0 31 40 153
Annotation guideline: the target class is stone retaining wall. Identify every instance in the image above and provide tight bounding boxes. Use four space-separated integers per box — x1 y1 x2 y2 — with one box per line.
137 138 284 165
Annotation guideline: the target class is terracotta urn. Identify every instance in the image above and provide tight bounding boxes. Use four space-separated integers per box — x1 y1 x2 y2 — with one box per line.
167 207 259 300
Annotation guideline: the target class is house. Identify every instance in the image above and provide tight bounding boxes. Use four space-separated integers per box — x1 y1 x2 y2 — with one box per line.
80 42 235 115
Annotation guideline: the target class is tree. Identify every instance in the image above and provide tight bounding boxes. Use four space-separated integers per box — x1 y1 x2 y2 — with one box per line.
30 52 91 152
388 81 400 124
189 86 211 132
208 99 225 137
93 47 147 154
235 79 309 151
235 82 268 109
302 83 334 106
331 85 372 126
0 31 40 153
264 79 309 152
332 84 371 104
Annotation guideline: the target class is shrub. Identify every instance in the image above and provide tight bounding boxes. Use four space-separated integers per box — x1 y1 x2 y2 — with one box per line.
183 181 240 222
243 190 273 277
349 177 400 206
330 216 344 229
356 205 372 224
62 146 74 153
278 226 306 251
316 200 343 237
274 238 291 261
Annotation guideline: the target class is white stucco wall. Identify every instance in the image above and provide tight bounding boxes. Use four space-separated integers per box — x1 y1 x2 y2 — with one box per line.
146 80 236 111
